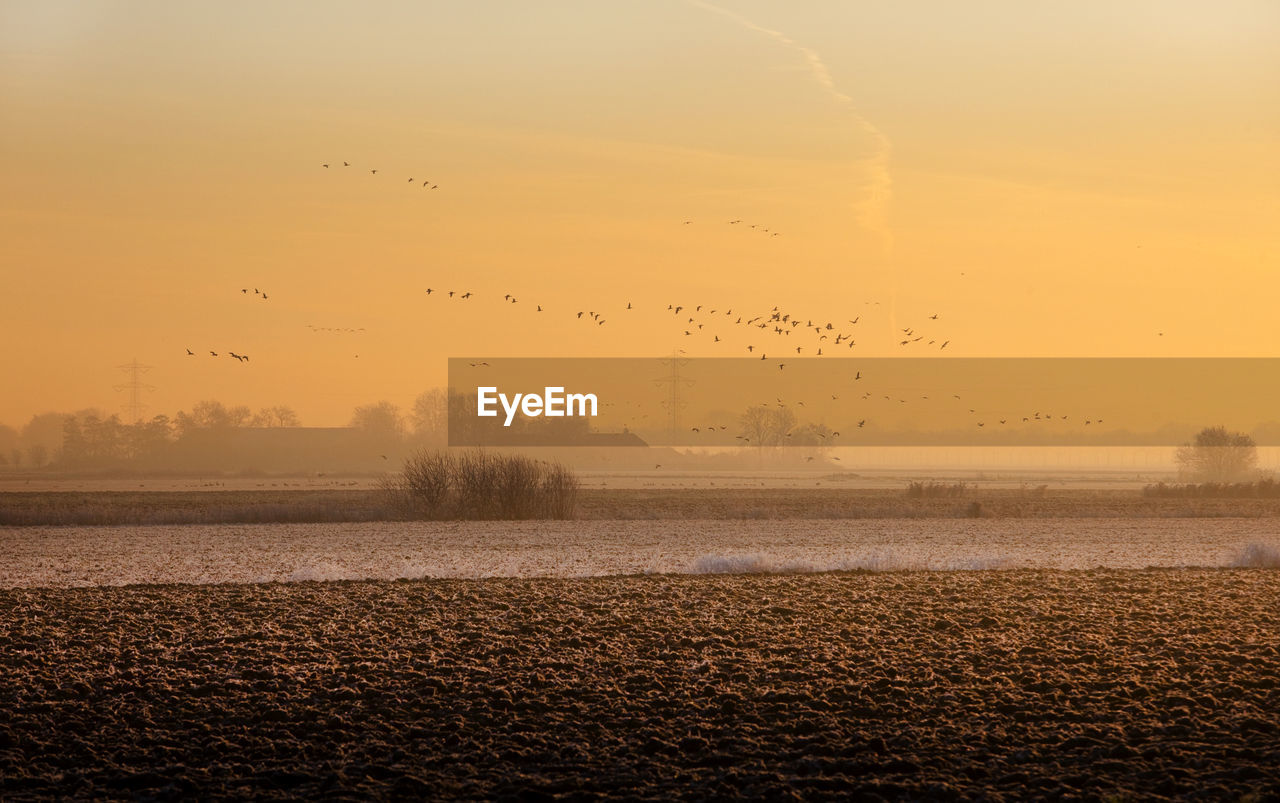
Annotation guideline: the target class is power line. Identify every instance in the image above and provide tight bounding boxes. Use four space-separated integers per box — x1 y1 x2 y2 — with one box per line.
114 359 156 423
654 350 694 444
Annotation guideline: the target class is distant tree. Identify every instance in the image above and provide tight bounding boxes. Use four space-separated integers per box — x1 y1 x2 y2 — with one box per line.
129 415 173 463
739 404 797 447
9 448 22 468
351 401 404 437
0 423 18 456
251 406 300 428
26 444 48 468
21 412 71 455
788 422 835 447
410 389 448 444
1175 426 1257 482
175 400 252 435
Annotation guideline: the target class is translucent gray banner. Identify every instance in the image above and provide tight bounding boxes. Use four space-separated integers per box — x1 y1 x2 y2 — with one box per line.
447 358 1280 447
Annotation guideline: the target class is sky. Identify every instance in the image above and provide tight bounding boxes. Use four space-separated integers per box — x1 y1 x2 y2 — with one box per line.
1 1 1277 427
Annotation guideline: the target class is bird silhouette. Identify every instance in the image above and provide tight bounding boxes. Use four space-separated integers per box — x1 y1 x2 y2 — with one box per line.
186 349 194 356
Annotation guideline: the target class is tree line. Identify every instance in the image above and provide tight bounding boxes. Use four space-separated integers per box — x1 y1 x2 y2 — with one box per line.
0 390 450 471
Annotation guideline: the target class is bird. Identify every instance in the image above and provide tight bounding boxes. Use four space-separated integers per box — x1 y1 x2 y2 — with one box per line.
343 161 349 167
209 351 218 357
186 348 194 356
371 169 377 175
322 163 329 168
426 288 433 294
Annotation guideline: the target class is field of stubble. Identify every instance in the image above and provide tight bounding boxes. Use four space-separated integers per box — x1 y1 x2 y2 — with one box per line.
2 570 1278 800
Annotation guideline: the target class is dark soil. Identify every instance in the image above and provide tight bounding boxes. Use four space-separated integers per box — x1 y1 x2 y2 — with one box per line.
2 570 1278 799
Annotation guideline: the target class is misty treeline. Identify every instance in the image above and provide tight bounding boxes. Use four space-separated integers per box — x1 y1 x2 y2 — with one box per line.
0 390 451 472
738 404 834 448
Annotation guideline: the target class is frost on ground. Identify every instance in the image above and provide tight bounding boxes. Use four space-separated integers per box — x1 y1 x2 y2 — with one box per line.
2 518 1279 588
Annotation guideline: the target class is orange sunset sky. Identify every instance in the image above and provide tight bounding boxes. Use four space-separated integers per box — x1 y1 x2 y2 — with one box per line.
1 1 1277 427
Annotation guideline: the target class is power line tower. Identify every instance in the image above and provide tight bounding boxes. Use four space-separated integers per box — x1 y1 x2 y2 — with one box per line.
114 359 156 423
654 350 694 444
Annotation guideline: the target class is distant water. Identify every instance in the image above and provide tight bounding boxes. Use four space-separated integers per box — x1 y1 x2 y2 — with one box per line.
1 519 1277 588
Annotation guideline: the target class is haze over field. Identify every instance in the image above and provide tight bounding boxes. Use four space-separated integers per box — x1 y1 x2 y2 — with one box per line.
3 1 1278 428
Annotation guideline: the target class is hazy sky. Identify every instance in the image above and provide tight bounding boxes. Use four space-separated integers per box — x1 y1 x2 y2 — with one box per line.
2 1 1277 426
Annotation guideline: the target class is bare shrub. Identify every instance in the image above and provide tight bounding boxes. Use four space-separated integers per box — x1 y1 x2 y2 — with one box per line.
906 481 968 498
381 449 578 520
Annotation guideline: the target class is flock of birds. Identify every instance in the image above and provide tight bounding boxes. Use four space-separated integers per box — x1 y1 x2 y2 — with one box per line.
321 160 438 189
173 155 1132 442
432 290 1117 435
187 348 249 363
682 218 783 237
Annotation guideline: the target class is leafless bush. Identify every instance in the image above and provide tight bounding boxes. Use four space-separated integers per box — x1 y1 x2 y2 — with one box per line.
906 481 968 498
381 449 578 519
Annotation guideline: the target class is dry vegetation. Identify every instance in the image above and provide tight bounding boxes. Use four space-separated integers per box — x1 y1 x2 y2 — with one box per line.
904 480 968 498
2 570 1277 798
9 486 1280 526
380 451 578 520
1145 479 1280 498
0 490 394 527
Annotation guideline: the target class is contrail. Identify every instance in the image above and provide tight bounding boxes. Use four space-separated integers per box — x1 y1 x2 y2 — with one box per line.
686 0 896 330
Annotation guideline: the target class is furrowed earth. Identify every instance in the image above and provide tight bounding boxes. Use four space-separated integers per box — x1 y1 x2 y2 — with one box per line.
2 569 1278 800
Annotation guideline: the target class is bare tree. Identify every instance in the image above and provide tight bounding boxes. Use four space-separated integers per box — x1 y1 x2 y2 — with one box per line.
739 405 797 447
351 401 404 437
26 444 48 468
251 406 300 428
410 389 448 445
1175 426 1257 482
175 400 252 435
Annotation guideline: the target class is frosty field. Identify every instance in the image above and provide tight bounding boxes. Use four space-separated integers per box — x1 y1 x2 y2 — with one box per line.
2 517 1278 588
